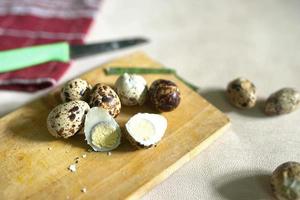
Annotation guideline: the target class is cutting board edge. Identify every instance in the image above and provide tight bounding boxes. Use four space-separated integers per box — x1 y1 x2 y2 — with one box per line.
126 121 231 200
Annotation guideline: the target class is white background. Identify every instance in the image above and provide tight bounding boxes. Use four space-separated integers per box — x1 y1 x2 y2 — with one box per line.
1 0 300 199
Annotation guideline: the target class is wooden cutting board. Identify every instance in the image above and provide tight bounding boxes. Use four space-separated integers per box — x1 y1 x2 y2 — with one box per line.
0 52 230 200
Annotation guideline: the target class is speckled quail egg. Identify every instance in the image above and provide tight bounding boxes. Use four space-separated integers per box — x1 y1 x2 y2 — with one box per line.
270 161 300 200
125 113 167 149
226 77 257 109
265 88 300 116
149 79 181 112
61 78 92 102
114 73 148 106
84 107 121 152
47 100 90 138
89 83 121 118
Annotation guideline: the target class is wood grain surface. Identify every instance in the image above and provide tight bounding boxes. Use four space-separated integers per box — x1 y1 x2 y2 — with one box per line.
0 52 230 200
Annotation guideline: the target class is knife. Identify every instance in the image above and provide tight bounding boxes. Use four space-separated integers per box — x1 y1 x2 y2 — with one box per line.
0 37 148 73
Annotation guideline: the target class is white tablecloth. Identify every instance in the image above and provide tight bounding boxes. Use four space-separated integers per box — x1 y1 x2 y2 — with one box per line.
1 0 300 199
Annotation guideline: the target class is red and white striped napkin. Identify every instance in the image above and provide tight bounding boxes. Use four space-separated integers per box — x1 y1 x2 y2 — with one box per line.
0 0 102 92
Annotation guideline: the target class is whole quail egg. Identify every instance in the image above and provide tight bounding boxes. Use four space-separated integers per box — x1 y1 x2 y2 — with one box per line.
227 77 257 109
84 107 121 152
271 161 300 200
125 113 167 149
89 83 121 118
149 79 181 112
114 73 148 106
61 78 92 102
47 100 90 138
265 88 300 116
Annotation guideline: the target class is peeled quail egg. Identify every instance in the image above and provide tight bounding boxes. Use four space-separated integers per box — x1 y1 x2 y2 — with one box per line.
114 73 148 106
47 100 90 138
89 83 121 118
84 107 121 152
125 113 167 149
61 78 92 102
149 79 181 112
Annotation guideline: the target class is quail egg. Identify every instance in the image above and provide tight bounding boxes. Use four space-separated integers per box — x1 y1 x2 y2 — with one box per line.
271 161 300 200
84 107 121 152
89 83 121 118
265 88 300 116
125 113 167 149
47 100 90 138
61 78 92 102
149 79 181 112
114 73 148 106
226 77 257 109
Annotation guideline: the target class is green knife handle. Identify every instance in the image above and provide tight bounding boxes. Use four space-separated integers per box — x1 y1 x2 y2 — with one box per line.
0 42 70 73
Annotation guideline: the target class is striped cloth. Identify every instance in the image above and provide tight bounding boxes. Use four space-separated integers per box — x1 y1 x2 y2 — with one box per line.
0 0 101 92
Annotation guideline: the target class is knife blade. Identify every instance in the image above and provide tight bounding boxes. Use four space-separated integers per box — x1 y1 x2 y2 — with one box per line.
0 37 148 73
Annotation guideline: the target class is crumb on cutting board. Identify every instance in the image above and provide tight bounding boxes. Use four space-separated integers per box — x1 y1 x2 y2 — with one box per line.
68 164 76 172
74 157 80 164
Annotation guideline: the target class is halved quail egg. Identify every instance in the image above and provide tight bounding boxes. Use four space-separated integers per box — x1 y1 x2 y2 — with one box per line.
84 107 121 152
125 113 167 149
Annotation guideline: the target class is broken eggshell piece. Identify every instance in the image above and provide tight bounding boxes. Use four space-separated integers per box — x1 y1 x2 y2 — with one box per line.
125 113 167 148
84 107 121 152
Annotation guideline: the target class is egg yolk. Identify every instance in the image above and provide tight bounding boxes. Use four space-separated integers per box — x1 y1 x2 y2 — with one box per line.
91 123 119 148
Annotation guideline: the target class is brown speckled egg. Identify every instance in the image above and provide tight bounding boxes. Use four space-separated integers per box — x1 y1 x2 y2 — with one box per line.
61 78 92 102
227 78 257 109
47 100 90 138
271 161 300 200
265 88 300 116
89 83 121 118
149 79 181 112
